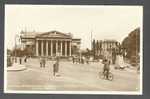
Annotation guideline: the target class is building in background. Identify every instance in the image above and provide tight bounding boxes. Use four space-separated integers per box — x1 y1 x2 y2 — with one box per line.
92 39 119 59
20 30 81 57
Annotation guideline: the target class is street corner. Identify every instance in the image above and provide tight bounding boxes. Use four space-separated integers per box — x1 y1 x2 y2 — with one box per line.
7 63 27 71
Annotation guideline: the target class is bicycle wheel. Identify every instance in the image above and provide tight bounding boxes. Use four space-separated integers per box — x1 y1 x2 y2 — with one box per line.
108 72 113 81
99 72 105 79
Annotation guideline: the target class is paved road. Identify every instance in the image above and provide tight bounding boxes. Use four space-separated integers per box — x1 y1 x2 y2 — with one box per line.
7 58 140 91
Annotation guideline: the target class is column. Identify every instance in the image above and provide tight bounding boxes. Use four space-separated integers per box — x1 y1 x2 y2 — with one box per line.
56 40 58 56
69 41 72 56
65 41 67 56
46 40 48 56
51 40 53 56
60 41 62 56
36 40 39 56
41 40 43 56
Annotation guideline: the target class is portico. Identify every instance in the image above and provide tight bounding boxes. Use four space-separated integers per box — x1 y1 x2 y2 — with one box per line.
36 39 72 57
20 30 81 57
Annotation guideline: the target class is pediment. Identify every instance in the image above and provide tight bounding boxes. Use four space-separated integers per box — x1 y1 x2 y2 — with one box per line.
36 30 72 39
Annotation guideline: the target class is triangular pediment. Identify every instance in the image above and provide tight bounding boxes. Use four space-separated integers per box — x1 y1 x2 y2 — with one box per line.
36 30 72 39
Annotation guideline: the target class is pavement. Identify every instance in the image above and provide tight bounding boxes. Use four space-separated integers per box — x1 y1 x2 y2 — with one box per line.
7 63 27 71
6 58 140 92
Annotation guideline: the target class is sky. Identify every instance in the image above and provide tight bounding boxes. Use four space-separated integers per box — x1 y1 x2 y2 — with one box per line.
5 5 143 50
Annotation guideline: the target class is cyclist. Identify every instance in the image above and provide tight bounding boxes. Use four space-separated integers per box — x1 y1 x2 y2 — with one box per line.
102 58 110 79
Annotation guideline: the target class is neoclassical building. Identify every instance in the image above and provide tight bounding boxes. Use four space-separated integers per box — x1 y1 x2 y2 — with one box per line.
92 39 119 57
20 30 81 57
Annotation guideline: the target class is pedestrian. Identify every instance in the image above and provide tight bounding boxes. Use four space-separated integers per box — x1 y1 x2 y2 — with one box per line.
53 63 56 76
112 48 116 64
40 57 42 68
24 56 27 63
77 56 80 64
86 57 89 64
53 57 59 76
19 57 22 64
72 56 75 64
43 57 46 68
123 50 127 61
102 59 110 79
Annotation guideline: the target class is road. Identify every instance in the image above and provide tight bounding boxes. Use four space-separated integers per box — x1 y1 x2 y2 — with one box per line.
7 58 140 91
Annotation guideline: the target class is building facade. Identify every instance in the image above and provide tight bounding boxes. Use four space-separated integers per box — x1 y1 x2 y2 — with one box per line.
20 30 81 57
92 39 119 59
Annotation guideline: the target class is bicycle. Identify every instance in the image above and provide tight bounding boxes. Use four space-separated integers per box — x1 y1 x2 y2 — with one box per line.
99 71 114 81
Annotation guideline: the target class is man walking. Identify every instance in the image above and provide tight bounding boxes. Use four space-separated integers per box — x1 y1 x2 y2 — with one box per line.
53 56 59 76
40 57 43 68
102 59 110 79
112 48 116 64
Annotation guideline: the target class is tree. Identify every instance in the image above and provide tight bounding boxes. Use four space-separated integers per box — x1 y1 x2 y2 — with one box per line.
121 27 140 66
